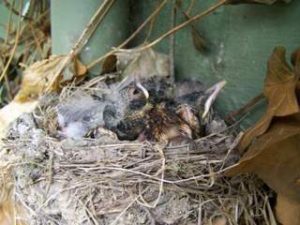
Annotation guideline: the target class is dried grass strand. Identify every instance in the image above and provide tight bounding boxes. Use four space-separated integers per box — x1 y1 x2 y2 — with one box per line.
87 0 169 69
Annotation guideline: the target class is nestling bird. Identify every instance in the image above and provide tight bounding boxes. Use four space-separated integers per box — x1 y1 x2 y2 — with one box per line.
103 78 151 140
56 74 225 143
103 76 174 140
174 79 226 138
104 77 192 143
106 77 226 144
56 91 106 139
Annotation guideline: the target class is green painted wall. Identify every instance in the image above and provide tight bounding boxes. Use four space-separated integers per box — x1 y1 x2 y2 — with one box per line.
131 0 300 127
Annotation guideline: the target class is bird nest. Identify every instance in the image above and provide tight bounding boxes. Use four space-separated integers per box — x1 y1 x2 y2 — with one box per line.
2 89 273 225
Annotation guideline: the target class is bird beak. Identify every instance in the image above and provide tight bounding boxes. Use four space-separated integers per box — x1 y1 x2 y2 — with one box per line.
202 80 226 119
116 77 149 99
136 81 149 99
116 76 134 91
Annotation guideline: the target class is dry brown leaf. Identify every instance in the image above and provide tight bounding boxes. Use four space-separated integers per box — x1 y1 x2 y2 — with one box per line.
227 114 300 199
14 56 65 102
238 47 300 152
191 28 208 52
227 47 300 224
68 56 87 79
175 1 208 53
106 48 170 80
276 194 300 225
0 198 27 225
227 111 300 225
14 55 87 103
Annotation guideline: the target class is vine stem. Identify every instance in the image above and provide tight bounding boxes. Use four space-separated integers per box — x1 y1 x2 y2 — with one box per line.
87 0 228 69
87 0 169 70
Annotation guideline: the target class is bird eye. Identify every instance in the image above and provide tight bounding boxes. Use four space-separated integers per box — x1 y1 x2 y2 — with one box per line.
82 115 91 122
133 89 139 95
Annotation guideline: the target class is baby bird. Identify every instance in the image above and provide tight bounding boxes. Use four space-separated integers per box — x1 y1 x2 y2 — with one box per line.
174 79 226 138
104 76 226 144
138 102 193 144
103 76 174 141
56 77 147 139
56 92 106 139
103 79 150 140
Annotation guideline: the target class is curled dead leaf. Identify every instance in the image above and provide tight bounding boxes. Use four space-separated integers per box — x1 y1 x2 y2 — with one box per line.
175 1 208 53
276 194 300 225
71 57 87 77
14 55 87 103
227 47 300 224
238 47 300 152
191 28 208 53
101 54 117 74
227 114 300 200
103 48 170 80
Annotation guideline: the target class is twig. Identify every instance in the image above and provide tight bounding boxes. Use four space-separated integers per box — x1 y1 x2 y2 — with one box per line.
78 198 100 225
118 0 228 53
3 72 12 101
143 1 162 43
0 59 12 101
29 23 44 58
87 0 169 70
87 0 225 69
224 93 265 124
137 144 165 208
72 0 116 56
0 0 23 83
44 152 54 198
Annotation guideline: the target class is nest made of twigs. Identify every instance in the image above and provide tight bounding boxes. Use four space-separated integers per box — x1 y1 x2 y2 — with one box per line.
0 90 275 225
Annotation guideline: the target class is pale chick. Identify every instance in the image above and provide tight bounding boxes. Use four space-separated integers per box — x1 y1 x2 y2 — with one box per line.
56 92 106 139
56 78 145 139
175 79 226 138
